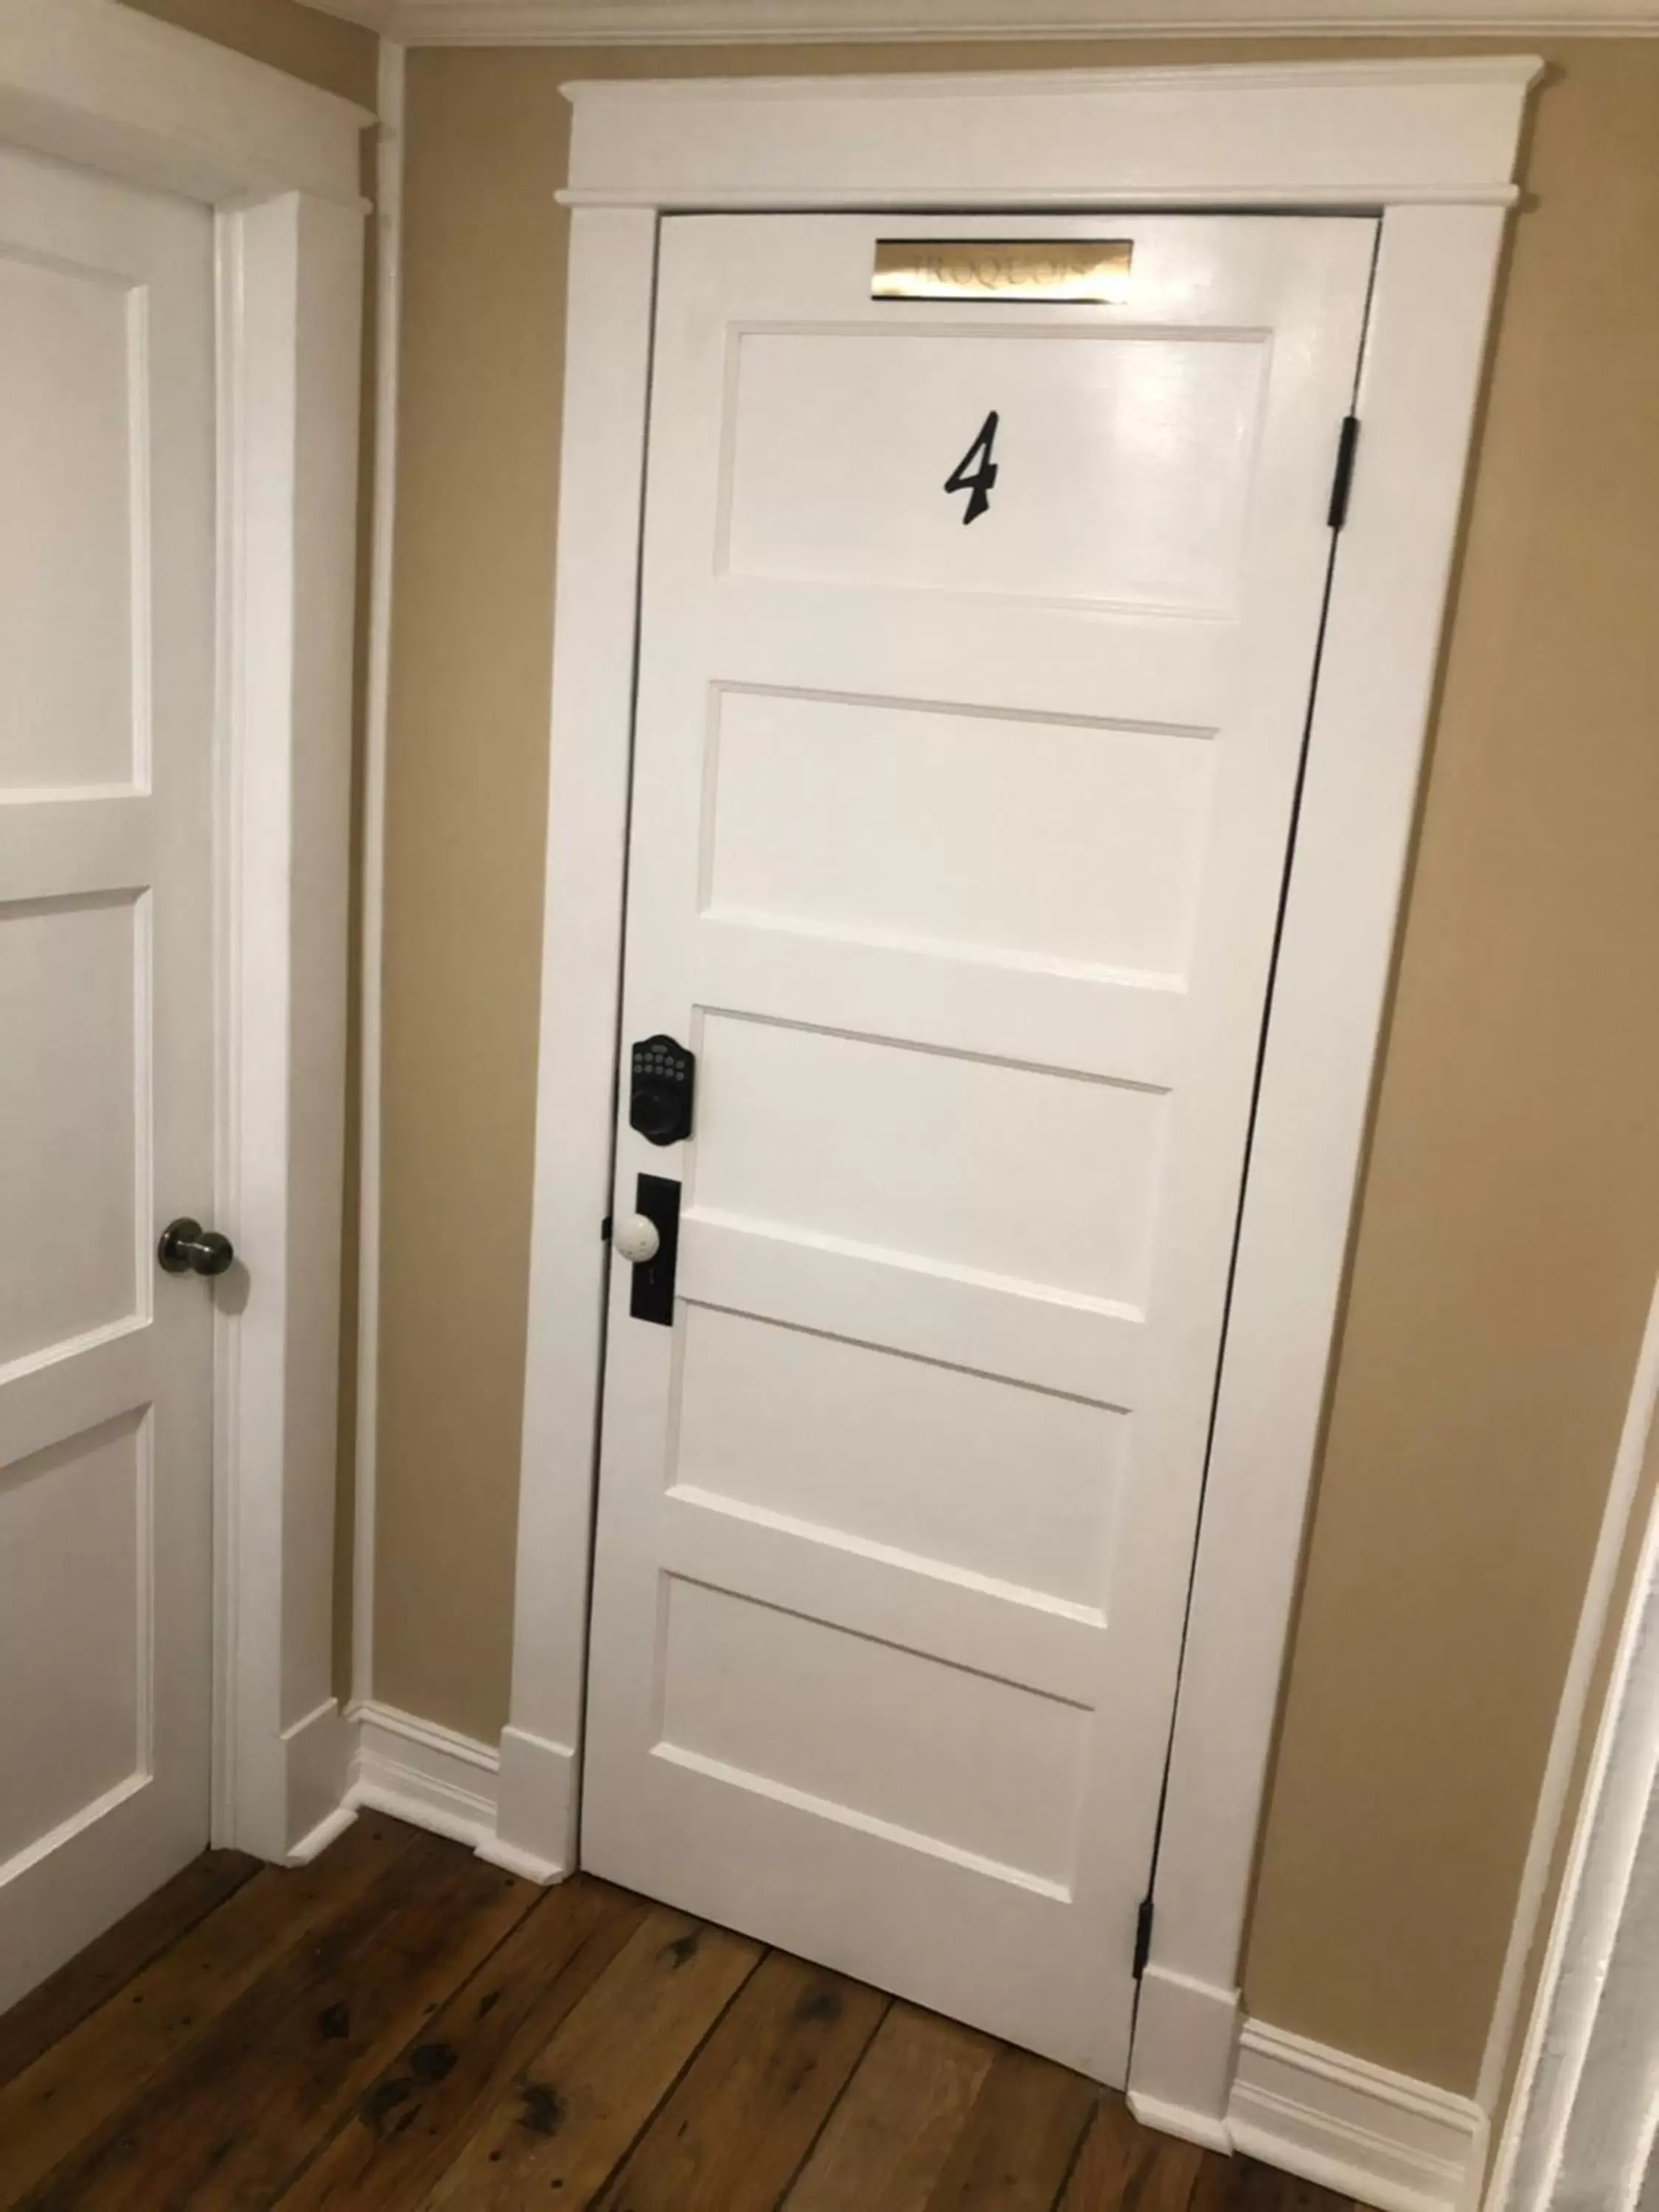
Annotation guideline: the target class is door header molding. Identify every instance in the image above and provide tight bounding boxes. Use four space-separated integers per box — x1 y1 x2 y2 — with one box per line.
1 0 369 209
560 55 1540 208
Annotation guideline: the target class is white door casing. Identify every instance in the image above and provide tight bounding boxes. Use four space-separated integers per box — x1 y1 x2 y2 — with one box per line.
0 145 215 2014
0 0 369 1902
580 210 1374 2081
509 63 1535 2134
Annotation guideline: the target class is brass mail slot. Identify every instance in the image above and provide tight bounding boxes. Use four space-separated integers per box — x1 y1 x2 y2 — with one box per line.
872 239 1133 305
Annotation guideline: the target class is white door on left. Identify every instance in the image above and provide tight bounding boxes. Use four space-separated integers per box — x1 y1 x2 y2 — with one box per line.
0 144 216 2011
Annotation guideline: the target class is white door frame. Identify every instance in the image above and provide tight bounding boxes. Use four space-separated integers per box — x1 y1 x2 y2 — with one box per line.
505 55 1541 2129
0 0 369 1865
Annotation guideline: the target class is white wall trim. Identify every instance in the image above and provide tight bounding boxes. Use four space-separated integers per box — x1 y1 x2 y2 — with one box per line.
492 1726 578 1882
506 56 1537 2138
300 0 401 29
288 1795 361 1864
1488 1276 1659 2212
295 0 1659 41
282 1702 577 1880
1229 2022 1488 2212
1128 1968 1242 2151
0 0 372 1866
281 1697 357 1862
348 1700 501 1850
560 60 1539 212
350 38 406 1715
2 0 368 207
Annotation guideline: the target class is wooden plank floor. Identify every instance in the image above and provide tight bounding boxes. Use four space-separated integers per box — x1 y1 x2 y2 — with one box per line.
0 1815 1371 2211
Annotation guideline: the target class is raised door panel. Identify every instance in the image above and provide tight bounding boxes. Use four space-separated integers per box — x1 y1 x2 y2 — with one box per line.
0 895 142 1366
671 1304 1126 1613
658 1576 1091 1889
693 1012 1167 1306
704 688 1217 984
725 328 1265 611
0 1416 149 1864
0 252 143 792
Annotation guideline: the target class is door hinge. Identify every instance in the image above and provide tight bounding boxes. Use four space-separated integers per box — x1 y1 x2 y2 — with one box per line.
600 1213 612 1242
1327 414 1361 531
1133 1895 1155 1980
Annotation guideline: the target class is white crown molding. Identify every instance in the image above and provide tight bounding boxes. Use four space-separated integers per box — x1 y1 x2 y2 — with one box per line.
296 0 1656 41
295 0 397 27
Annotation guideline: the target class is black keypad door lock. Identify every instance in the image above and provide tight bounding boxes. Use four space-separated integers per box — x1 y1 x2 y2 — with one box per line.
629 1034 695 1146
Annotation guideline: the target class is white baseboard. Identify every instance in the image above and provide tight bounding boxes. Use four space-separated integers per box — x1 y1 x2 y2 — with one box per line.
1131 2089 1234 2154
287 1798 359 1863
285 1721 1488 2212
1227 2020 1487 2212
346 1700 499 1851
267 1703 574 1885
335 1701 574 1882
1127 1981 1486 2211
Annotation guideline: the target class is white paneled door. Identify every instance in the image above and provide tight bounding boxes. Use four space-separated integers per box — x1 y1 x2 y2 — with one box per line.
0 147 215 2008
582 213 1374 2081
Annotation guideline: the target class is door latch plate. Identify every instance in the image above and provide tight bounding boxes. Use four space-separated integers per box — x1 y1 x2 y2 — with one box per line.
627 1172 681 1326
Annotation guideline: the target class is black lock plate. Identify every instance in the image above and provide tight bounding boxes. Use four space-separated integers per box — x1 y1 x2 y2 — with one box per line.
629 1173 681 1326
630 1033 695 1147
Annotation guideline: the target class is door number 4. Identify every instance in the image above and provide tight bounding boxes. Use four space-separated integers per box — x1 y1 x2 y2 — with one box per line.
945 409 999 525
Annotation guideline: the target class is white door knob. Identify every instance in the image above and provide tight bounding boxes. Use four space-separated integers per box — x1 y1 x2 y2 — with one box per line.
613 1211 661 1265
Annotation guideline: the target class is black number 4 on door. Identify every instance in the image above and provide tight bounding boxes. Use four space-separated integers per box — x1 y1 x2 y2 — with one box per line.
945 410 999 524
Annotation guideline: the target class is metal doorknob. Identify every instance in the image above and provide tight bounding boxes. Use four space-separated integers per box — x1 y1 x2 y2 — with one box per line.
613 1212 661 1265
158 1217 236 1278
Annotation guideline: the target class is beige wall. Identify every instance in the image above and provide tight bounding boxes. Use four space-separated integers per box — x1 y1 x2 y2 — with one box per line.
1238 44 1659 2087
377 35 1659 2098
